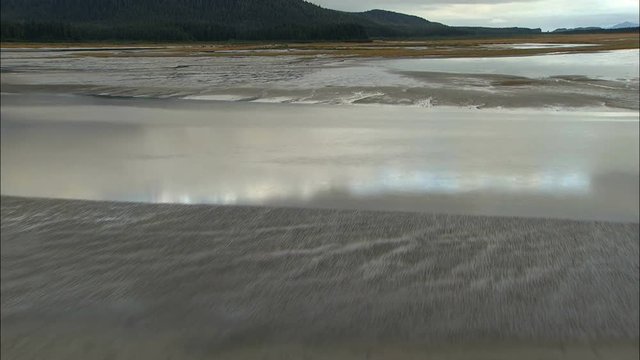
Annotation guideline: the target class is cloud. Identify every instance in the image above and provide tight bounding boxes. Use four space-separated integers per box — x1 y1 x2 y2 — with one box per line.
312 0 535 9
310 0 640 30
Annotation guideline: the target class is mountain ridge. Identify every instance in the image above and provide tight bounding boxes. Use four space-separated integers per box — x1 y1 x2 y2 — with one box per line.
610 21 639 29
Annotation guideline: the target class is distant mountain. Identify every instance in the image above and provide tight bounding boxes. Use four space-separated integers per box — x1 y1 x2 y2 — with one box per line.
0 0 541 41
552 25 639 34
354 9 465 37
553 21 640 33
553 26 602 32
609 21 639 29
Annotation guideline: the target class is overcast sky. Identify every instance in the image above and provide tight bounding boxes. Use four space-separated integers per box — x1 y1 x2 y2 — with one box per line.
310 0 639 31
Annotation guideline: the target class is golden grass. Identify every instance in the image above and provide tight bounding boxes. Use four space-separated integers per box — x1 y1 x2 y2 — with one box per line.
2 32 638 59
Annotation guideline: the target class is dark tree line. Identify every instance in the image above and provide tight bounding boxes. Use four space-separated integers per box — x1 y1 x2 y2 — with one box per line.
0 0 370 41
0 21 368 41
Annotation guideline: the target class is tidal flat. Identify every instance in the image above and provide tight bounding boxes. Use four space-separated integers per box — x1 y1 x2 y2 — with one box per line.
1 32 639 359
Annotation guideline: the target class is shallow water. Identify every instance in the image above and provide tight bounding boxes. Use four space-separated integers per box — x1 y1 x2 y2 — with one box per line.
385 49 639 80
1 49 638 109
482 43 599 50
1 94 638 222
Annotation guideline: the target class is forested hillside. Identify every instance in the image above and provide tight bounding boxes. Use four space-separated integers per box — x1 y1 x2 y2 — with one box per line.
0 0 541 41
355 10 465 37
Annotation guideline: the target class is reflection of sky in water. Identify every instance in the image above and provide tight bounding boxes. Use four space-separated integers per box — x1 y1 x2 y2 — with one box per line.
147 170 591 205
152 180 331 205
1 96 637 221
385 49 640 80
350 170 590 196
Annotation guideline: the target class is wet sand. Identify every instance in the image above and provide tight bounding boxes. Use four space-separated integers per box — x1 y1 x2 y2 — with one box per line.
1 196 638 359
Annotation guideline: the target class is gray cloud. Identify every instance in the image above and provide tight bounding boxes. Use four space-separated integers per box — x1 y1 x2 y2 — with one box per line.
310 0 640 30
311 0 544 11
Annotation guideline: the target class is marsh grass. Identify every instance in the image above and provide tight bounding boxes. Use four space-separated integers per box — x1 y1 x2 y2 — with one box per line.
1 32 638 59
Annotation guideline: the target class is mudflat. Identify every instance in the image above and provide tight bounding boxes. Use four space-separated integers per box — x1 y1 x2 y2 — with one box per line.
1 196 638 359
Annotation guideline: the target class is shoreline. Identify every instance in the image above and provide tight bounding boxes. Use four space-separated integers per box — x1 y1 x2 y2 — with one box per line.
4 194 640 224
2 195 638 358
3 90 640 113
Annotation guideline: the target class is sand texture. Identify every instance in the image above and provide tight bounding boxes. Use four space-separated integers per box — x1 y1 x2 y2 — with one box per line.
1 196 638 359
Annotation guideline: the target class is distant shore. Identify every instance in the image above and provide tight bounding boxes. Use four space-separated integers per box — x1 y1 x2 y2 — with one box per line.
2 32 638 58
2 195 638 359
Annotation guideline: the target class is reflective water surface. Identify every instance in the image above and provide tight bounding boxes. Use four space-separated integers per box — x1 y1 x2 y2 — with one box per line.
385 49 640 80
2 94 638 222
